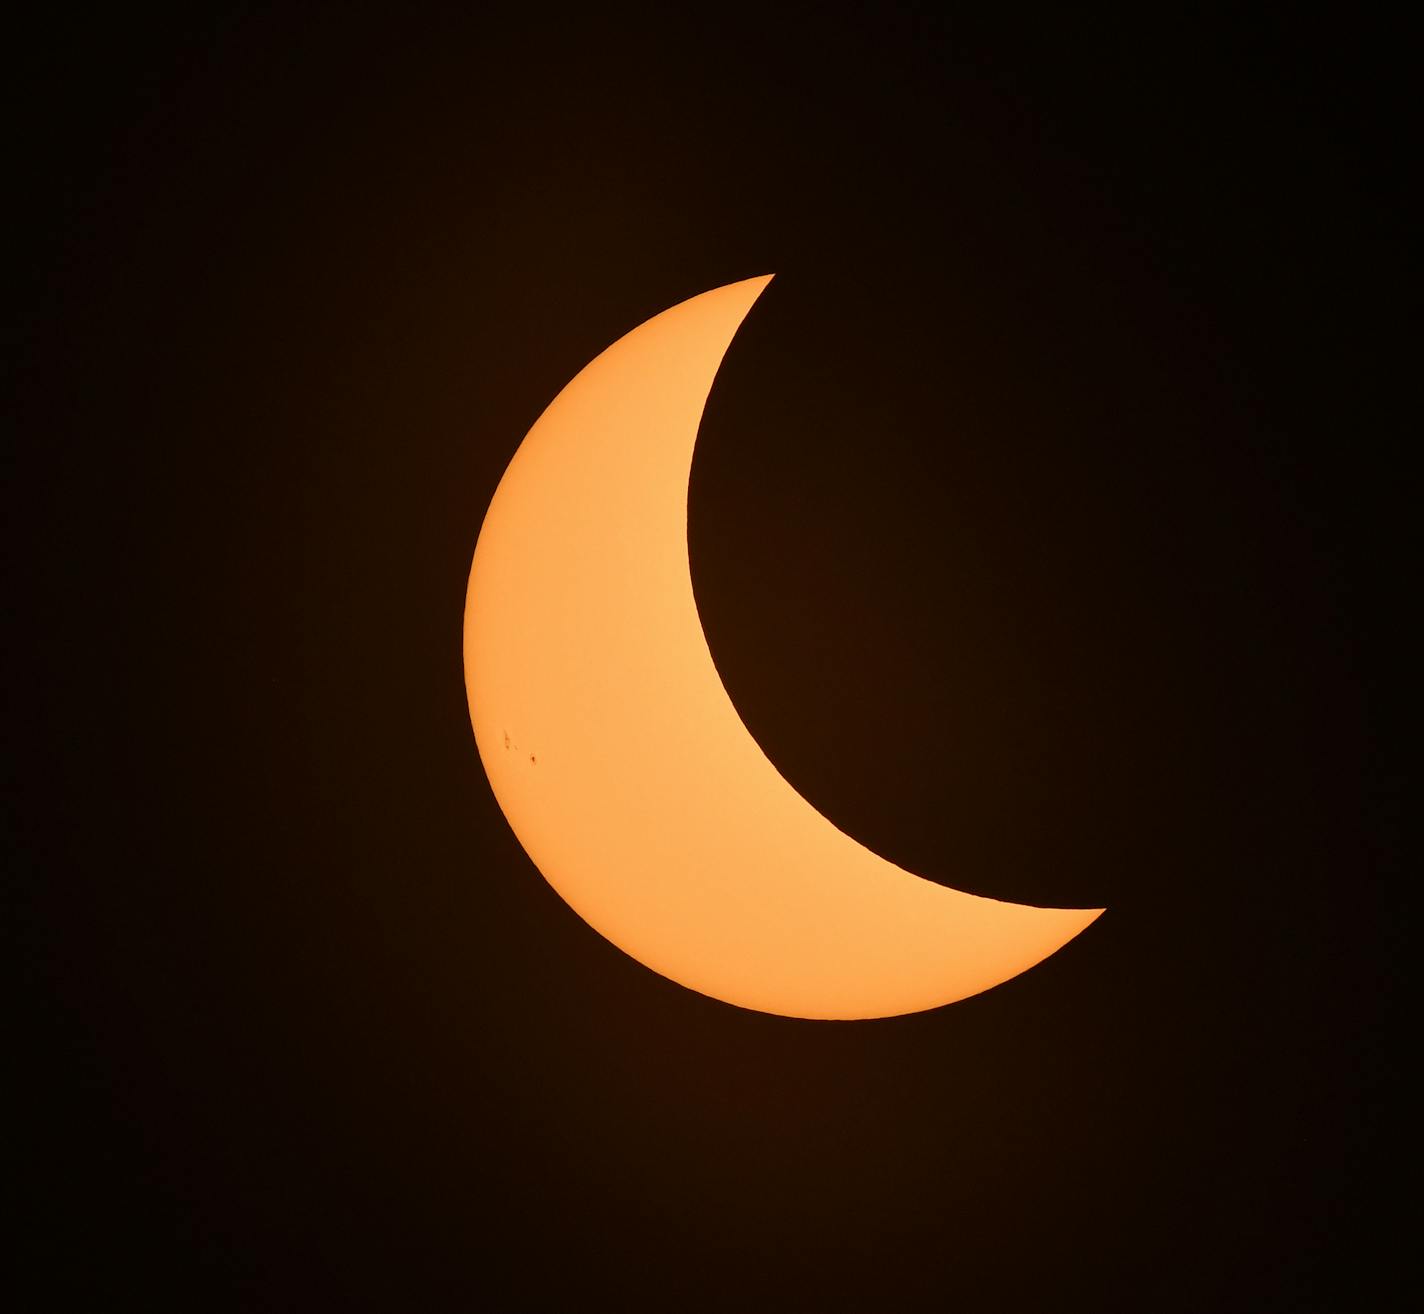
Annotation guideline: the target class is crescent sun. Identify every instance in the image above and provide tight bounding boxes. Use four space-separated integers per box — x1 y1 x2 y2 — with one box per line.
463 276 1103 1020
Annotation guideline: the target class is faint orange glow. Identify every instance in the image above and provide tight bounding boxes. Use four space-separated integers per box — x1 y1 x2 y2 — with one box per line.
463 276 1102 1019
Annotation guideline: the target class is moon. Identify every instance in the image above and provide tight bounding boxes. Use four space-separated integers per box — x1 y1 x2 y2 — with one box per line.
463 276 1102 1019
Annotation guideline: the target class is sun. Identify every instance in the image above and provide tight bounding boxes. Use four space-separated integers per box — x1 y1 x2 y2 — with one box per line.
464 276 1101 1019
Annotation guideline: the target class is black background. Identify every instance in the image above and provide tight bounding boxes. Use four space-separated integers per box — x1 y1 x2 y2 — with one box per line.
11 6 1403 1309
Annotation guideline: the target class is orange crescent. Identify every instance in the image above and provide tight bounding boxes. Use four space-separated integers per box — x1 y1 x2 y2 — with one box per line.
464 276 1102 1019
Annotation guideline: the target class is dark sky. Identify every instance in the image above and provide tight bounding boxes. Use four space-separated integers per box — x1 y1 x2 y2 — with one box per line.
11 7 1402 1310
